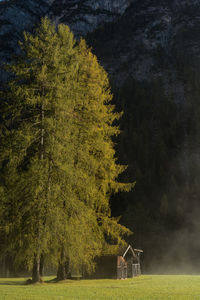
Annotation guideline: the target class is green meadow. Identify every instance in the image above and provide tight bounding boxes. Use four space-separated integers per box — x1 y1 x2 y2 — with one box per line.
1 275 200 300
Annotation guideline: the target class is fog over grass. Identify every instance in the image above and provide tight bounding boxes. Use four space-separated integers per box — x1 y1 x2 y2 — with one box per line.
145 146 200 275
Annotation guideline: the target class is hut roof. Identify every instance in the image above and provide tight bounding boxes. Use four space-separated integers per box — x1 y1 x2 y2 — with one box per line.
122 245 143 258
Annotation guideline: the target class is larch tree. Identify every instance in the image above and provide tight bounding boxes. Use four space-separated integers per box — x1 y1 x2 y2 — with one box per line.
56 39 134 280
0 18 133 283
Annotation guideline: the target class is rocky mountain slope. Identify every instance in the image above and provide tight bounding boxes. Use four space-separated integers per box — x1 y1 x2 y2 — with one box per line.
0 0 132 70
1 0 200 89
49 0 132 36
88 0 200 88
1 0 200 85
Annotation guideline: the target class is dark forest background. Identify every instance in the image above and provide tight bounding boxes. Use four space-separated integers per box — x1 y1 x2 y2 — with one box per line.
87 23 200 273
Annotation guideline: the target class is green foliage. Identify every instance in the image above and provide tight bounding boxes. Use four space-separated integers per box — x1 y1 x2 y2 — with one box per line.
0 17 132 278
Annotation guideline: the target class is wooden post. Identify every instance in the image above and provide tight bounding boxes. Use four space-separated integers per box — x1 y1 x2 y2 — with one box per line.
117 256 127 279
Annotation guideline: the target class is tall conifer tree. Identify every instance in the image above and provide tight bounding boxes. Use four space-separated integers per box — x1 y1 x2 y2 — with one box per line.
0 18 133 282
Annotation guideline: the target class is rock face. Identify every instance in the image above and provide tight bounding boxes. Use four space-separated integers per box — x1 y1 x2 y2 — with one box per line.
0 0 49 59
0 0 132 70
88 0 200 86
49 0 133 36
1 0 200 80
0 0 50 81
1 0 200 87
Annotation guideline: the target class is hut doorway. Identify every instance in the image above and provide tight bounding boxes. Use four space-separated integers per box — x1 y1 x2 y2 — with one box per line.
117 245 143 279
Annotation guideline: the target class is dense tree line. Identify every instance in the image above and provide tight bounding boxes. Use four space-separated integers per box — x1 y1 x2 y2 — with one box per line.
0 18 133 282
111 78 184 267
109 59 200 271
85 11 200 271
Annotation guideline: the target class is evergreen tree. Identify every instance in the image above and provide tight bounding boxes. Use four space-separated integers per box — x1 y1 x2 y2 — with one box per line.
0 18 132 282
56 39 133 279
1 17 80 282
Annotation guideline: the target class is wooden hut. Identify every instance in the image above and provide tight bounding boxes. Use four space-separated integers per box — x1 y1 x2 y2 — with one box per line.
89 245 143 279
117 245 143 279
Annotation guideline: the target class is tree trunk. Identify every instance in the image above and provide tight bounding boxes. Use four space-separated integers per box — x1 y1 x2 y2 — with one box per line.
32 255 41 283
41 103 44 160
39 253 45 277
57 262 66 281
32 101 44 284
57 248 67 281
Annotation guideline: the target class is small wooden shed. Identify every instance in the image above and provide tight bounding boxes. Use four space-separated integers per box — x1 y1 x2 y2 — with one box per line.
89 244 143 279
117 245 143 279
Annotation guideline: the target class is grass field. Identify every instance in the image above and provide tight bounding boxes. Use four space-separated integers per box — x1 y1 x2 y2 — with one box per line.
1 275 200 300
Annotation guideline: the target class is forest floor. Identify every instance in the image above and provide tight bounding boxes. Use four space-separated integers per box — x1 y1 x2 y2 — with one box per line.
0 275 200 300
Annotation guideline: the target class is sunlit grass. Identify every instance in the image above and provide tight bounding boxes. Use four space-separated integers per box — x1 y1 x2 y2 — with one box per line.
1 275 200 300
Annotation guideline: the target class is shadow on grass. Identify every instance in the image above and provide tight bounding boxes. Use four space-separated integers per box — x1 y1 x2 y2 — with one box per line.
0 276 94 286
0 280 27 286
